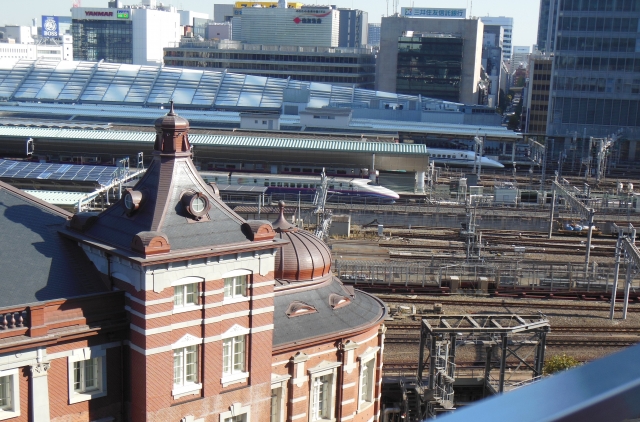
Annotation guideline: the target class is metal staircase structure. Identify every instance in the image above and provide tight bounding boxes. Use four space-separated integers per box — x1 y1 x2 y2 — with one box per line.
417 314 550 418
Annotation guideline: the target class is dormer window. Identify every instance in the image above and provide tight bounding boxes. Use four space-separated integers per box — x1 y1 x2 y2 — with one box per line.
122 189 143 215
181 191 210 220
329 294 351 309
286 301 317 317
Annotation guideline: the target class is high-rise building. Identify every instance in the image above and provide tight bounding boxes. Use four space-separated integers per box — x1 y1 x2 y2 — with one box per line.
376 16 484 104
367 22 380 46
539 0 640 156
511 46 531 68
536 0 557 54
338 9 368 48
524 55 552 135
482 29 504 107
71 3 181 65
479 16 513 59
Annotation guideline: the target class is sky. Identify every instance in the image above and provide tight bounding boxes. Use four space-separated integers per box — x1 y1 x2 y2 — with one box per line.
2 0 541 49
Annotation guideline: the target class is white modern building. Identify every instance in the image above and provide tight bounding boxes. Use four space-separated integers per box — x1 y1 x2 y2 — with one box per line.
71 1 181 65
479 16 513 59
232 6 340 47
511 46 531 69
0 32 72 61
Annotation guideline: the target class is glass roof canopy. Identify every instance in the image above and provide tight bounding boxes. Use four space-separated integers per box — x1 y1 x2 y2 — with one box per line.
0 59 453 110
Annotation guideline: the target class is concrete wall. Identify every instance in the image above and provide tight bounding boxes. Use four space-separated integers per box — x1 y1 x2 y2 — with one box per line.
375 16 484 105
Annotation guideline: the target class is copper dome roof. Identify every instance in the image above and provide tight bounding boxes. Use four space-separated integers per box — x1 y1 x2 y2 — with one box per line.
273 201 332 281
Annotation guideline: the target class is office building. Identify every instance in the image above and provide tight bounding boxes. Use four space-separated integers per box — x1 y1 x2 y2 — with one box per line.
0 25 35 44
480 16 513 59
232 6 340 47
178 10 209 27
524 55 552 135
482 30 504 107
511 46 531 68
539 0 640 156
71 3 181 65
214 3 235 22
376 16 484 104
338 9 368 48
536 0 556 53
164 40 376 87
368 22 381 46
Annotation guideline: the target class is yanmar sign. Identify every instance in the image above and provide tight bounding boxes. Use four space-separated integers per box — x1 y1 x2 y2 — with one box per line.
75 8 131 20
85 11 113 16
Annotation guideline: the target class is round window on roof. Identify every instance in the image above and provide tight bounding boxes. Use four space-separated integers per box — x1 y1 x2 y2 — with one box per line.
122 189 143 215
192 197 206 213
181 191 210 220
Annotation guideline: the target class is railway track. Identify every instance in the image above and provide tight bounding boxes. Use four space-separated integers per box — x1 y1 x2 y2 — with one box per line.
379 296 640 312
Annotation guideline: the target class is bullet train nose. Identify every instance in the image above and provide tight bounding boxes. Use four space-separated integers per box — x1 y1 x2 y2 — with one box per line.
481 156 504 169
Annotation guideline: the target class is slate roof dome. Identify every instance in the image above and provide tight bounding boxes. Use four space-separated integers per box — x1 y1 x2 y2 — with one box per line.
273 201 332 281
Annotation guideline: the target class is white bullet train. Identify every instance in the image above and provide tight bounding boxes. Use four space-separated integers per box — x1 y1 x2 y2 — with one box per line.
200 171 400 202
428 148 504 169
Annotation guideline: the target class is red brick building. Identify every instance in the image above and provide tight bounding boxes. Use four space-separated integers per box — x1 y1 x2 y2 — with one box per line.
0 105 386 422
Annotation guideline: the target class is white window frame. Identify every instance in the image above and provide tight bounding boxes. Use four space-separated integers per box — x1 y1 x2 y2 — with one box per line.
0 368 19 420
357 353 377 411
172 276 204 314
308 362 340 422
68 348 107 404
220 402 251 422
172 334 203 398
270 374 289 422
222 269 251 304
222 335 248 387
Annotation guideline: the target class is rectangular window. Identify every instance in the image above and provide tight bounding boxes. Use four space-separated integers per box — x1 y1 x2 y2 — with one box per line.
0 369 18 419
359 358 375 404
173 345 198 387
68 351 107 404
270 386 282 422
74 358 100 393
224 415 247 422
0 375 13 412
224 275 247 299
174 283 197 308
223 335 246 375
311 374 332 420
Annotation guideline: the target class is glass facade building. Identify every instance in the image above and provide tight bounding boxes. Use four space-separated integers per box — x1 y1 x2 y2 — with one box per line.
396 35 463 102
72 20 133 63
545 0 640 140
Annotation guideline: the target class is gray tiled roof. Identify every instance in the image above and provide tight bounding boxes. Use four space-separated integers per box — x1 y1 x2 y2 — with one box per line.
272 277 385 347
83 155 250 253
0 182 106 307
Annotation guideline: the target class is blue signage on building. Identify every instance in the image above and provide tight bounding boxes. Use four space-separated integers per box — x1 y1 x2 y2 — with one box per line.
42 16 60 38
401 8 466 18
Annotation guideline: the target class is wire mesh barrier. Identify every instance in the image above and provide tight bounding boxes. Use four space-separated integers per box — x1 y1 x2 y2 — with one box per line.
334 259 638 293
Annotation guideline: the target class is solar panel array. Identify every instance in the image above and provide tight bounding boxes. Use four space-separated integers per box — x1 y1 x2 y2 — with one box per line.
0 159 120 186
0 58 453 110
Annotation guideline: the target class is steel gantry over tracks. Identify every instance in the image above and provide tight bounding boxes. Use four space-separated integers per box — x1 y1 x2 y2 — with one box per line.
417 314 550 418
